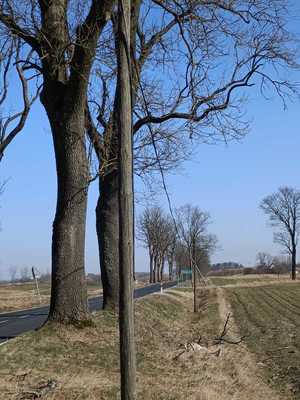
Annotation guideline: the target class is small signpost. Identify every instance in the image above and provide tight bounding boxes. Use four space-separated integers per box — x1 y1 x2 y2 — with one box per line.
31 266 42 304
178 268 193 287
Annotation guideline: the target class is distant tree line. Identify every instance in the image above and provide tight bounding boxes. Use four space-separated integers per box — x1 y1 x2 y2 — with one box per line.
255 253 293 276
138 204 217 282
8 266 51 283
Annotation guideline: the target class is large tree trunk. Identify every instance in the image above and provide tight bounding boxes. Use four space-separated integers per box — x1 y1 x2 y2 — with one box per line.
41 85 89 323
291 245 296 280
149 251 154 283
95 0 142 309
160 256 164 282
168 255 173 280
156 257 161 282
0 0 114 324
153 254 157 283
96 170 119 310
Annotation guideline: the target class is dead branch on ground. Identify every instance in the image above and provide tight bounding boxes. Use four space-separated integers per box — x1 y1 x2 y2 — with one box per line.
214 313 245 345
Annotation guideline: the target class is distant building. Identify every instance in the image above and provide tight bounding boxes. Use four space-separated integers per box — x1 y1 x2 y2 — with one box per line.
211 262 244 270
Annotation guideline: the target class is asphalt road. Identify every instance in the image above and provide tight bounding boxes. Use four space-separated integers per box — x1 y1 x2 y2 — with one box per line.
0 282 176 344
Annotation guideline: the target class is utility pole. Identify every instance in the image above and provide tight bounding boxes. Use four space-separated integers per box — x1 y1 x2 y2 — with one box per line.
192 258 197 313
117 0 136 398
190 246 197 313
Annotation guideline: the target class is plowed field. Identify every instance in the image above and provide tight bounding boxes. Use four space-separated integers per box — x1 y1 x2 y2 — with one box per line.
227 285 300 399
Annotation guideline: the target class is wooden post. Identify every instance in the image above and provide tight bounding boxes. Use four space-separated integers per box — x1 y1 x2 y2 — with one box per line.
189 248 197 313
117 0 136 399
193 259 197 313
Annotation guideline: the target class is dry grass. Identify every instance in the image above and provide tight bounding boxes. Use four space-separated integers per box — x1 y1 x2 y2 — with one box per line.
209 274 297 288
0 289 218 399
0 282 103 313
0 283 50 312
0 286 286 400
0 280 152 313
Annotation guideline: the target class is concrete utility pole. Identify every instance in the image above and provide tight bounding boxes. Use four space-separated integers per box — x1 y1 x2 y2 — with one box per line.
117 0 136 398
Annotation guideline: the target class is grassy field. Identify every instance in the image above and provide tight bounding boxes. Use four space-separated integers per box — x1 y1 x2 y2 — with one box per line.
0 281 103 313
0 289 222 400
209 274 295 287
0 278 152 313
2 277 300 399
226 284 300 399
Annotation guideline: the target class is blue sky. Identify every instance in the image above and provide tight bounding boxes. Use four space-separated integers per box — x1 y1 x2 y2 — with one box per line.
160 92 300 267
1 3 300 280
0 85 299 280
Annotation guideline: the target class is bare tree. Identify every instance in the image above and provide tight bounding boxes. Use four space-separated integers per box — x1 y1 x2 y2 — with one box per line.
0 1 115 323
175 240 212 278
176 205 214 261
0 38 40 161
156 217 176 281
138 206 164 283
137 206 161 283
176 204 217 311
87 0 299 309
256 252 274 273
137 207 153 282
260 187 300 280
0 178 5 231
166 225 177 280
20 266 30 282
138 206 176 283
174 241 189 277
9 265 17 282
272 255 291 276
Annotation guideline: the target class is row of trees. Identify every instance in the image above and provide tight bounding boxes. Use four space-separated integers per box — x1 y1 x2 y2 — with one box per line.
8 265 50 283
138 207 176 282
8 265 31 282
138 204 217 283
0 1 299 397
0 0 298 326
256 252 291 275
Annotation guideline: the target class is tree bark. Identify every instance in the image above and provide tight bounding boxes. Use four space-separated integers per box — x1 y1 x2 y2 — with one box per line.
149 251 154 283
41 83 89 323
168 255 173 280
153 254 157 283
155 257 160 282
95 0 142 308
96 170 119 310
291 245 297 280
160 256 164 282
0 0 115 324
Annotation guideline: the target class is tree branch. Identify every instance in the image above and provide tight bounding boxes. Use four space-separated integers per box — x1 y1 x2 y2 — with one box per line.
0 12 41 54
